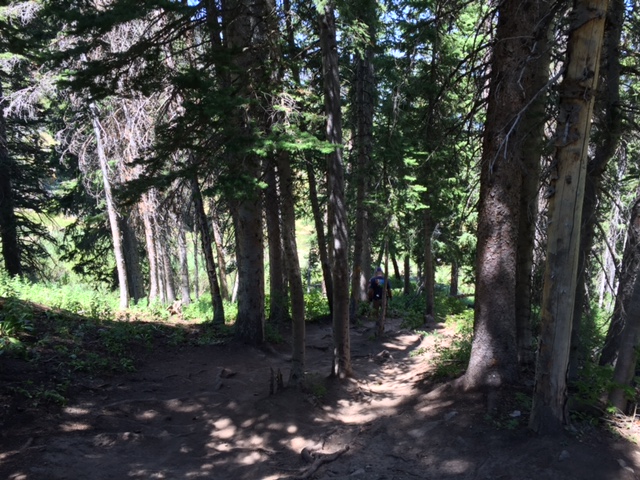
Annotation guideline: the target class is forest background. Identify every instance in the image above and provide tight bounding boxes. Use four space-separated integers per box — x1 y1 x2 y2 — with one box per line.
0 0 639 439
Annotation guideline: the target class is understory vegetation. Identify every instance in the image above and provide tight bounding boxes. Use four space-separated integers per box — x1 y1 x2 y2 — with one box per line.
0 271 472 408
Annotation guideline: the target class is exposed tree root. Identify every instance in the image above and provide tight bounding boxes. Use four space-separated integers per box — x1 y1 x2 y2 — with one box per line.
279 445 350 479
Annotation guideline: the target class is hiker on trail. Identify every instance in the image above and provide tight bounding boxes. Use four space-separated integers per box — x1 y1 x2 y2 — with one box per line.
368 266 392 316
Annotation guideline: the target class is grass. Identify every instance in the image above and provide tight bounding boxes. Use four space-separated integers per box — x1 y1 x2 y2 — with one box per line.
0 274 235 409
0 272 336 408
429 310 473 380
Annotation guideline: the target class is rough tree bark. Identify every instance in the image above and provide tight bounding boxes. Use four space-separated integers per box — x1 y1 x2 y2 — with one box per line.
226 0 270 344
530 0 608 434
319 0 351 377
463 0 540 390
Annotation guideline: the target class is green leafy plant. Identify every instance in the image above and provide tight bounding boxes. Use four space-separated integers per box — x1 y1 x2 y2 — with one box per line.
304 290 330 321
0 297 34 353
430 310 474 380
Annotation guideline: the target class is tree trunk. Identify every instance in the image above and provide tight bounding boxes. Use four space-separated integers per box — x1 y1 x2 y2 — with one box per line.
306 159 333 314
403 254 411 295
319 1 351 378
90 101 129 310
450 259 459 297
423 209 435 322
278 152 306 386
211 206 230 301
515 1 556 367
0 81 21 277
464 0 554 391
120 214 145 303
192 176 225 324
376 240 390 337
608 251 640 412
569 0 624 378
141 192 160 304
349 5 375 323
391 252 401 280
159 228 177 304
177 213 191 306
600 186 640 366
225 0 270 344
193 229 200 299
265 158 288 325
530 0 608 435
232 182 265 344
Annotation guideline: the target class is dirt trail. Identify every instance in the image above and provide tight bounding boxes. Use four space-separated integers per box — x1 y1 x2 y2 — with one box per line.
1 316 640 479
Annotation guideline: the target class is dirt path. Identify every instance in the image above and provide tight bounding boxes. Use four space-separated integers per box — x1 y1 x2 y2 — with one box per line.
2 316 640 479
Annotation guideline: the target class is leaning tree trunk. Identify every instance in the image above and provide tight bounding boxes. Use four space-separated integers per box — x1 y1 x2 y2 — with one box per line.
600 187 640 366
90 101 129 310
530 0 608 435
608 243 640 412
569 0 624 378
0 82 21 277
210 206 230 301
191 176 225 324
319 1 351 378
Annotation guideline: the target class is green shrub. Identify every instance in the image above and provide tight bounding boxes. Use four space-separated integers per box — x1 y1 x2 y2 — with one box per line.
304 290 330 321
430 309 474 380
0 297 34 353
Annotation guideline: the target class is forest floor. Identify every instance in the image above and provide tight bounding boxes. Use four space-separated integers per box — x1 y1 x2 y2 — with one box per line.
2 307 640 479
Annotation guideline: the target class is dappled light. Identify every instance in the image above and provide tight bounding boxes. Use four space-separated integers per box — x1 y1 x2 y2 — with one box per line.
1 312 639 479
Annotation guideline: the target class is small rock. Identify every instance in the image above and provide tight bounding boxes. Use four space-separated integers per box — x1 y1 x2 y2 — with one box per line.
510 410 521 418
559 450 570 461
444 411 458 421
219 368 236 379
375 350 391 364
350 468 366 477
618 458 635 473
